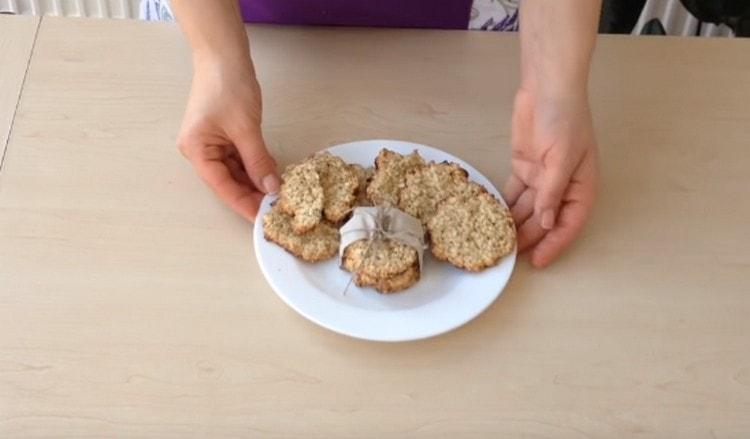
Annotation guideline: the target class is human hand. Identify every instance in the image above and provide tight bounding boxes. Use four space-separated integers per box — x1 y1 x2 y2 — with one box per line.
503 88 598 268
177 56 279 221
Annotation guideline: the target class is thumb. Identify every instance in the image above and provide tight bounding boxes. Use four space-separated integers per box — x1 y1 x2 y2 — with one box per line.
535 162 572 230
233 125 280 194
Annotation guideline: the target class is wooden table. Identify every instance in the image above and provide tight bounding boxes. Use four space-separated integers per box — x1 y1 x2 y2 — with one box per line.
1 16 749 438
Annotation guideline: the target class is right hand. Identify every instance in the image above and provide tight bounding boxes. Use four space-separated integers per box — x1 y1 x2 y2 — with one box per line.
503 88 598 268
177 56 279 221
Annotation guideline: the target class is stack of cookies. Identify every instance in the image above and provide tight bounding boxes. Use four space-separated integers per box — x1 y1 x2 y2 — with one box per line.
263 148 516 293
263 153 357 263
341 238 421 293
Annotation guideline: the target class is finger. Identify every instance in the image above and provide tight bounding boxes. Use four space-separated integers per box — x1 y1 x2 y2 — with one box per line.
529 176 597 268
516 215 547 254
226 156 253 186
192 150 265 221
231 125 280 195
529 197 592 268
510 188 536 226
534 159 573 230
509 158 538 185
502 174 526 205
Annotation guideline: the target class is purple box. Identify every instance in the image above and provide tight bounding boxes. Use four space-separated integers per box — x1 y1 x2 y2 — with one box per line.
239 0 473 29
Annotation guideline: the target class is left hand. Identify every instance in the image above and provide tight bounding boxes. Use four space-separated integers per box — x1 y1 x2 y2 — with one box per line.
503 87 599 268
177 56 278 222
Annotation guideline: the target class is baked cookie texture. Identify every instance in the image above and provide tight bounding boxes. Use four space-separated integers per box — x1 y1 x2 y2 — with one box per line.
427 191 516 272
310 153 359 223
349 164 374 207
354 262 420 294
277 153 359 232
398 162 485 225
263 205 340 263
342 238 420 293
367 149 425 207
277 160 324 234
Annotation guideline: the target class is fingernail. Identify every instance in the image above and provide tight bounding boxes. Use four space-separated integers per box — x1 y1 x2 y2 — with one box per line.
541 209 555 230
262 174 281 194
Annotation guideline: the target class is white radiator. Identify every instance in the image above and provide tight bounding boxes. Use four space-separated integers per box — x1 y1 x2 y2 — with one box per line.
0 0 139 19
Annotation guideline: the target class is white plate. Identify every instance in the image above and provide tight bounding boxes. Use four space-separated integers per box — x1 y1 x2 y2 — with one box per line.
253 140 516 342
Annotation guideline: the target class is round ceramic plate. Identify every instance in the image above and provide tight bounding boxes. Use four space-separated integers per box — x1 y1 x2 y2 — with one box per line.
254 139 516 342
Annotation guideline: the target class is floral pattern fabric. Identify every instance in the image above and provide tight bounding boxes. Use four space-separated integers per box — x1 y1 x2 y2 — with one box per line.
139 0 174 22
469 0 519 31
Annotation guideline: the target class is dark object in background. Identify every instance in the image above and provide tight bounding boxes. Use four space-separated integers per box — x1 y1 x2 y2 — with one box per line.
599 0 750 36
641 18 667 35
599 0 647 34
681 0 750 36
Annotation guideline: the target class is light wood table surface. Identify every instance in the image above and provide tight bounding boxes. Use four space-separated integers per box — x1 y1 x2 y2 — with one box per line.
1 16 749 438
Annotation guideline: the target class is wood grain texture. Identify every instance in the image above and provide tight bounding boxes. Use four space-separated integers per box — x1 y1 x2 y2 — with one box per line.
0 15 38 169
1 16 750 438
